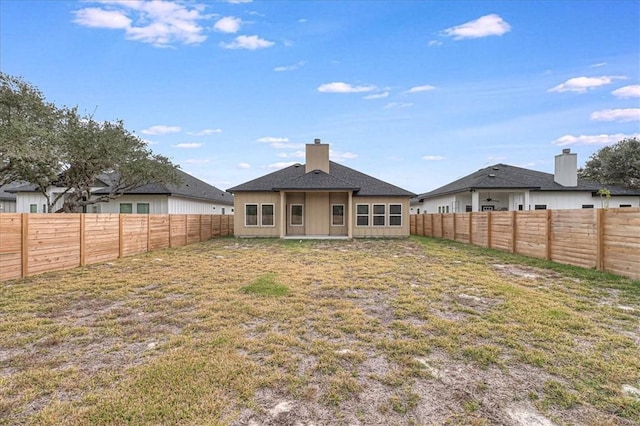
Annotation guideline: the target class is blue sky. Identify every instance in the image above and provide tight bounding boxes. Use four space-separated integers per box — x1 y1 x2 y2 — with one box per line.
1 0 639 194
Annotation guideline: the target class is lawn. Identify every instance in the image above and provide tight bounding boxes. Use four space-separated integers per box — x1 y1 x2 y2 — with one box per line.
1 236 639 425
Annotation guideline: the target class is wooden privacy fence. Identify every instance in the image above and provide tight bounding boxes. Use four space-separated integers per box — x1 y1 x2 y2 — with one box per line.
0 213 234 281
410 208 640 280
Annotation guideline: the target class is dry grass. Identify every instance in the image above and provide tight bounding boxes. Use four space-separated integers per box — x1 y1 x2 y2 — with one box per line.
1 236 639 425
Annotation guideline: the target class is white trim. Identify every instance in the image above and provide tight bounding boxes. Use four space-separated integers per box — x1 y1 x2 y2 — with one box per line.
331 204 345 226
372 204 386 226
356 203 369 227
260 203 275 227
290 204 304 226
389 203 402 227
244 203 259 227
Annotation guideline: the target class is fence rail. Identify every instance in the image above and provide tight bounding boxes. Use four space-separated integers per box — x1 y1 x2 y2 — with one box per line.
0 213 234 281
410 208 640 280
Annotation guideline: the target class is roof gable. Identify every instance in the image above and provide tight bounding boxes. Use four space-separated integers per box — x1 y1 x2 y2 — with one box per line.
227 161 414 197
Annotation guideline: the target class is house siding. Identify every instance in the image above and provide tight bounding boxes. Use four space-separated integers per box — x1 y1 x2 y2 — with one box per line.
167 196 233 214
233 192 281 237
351 196 410 238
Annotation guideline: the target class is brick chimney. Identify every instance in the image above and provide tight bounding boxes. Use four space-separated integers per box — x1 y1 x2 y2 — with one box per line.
554 148 577 187
305 138 330 173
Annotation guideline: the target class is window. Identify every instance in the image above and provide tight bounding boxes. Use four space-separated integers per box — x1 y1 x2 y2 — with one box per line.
245 204 258 226
373 204 386 226
261 204 274 226
620 204 632 208
221 207 225 214
534 204 547 210
332 204 345 226
120 203 133 214
136 203 150 214
465 205 472 212
445 206 449 213
417 208 420 214
30 204 37 213
481 205 494 211
389 204 402 226
290 204 303 226
356 204 369 226
581 204 594 209
518 204 523 211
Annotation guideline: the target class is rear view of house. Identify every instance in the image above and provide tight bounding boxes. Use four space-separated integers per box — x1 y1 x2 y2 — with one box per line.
227 139 415 238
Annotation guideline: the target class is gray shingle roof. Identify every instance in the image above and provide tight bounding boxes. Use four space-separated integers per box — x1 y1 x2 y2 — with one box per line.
7 170 233 205
227 161 415 197
415 163 640 200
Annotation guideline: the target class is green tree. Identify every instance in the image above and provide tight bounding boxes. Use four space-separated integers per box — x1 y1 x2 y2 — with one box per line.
1 72 181 212
0 72 62 186
578 138 640 189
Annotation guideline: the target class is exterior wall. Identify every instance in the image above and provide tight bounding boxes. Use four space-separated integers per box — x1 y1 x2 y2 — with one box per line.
351 196 410 238
305 192 331 235
0 200 17 213
167 196 233 214
233 192 281 237
98 194 169 214
16 192 57 213
413 191 640 213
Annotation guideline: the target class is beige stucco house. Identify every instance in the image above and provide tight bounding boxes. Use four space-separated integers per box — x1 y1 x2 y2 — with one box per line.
227 139 415 238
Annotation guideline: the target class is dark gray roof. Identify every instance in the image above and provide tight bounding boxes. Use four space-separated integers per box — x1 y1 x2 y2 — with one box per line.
95 169 234 205
7 170 233 205
228 161 415 197
415 163 640 200
0 181 24 201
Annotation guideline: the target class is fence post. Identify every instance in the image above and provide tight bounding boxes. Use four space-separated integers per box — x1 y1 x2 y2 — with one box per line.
468 212 473 245
146 215 150 253
545 209 552 260
487 212 492 248
452 213 457 241
199 214 203 242
596 208 604 271
119 214 124 258
21 213 28 278
511 211 517 254
80 214 86 266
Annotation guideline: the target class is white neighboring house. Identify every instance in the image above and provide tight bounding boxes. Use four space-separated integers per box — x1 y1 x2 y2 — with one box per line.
7 169 234 214
411 149 640 214
0 181 19 213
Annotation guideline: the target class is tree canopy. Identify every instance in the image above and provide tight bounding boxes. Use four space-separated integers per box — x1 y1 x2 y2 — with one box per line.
578 138 640 189
0 72 181 212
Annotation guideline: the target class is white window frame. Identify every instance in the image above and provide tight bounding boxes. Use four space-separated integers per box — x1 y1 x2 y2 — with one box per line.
245 203 258 227
389 204 402 227
290 204 304 226
356 204 369 227
261 203 275 227
373 204 386 226
331 204 345 226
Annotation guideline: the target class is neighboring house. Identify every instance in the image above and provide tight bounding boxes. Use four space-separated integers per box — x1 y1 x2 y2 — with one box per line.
0 181 20 213
7 169 234 214
411 148 640 214
227 139 415 238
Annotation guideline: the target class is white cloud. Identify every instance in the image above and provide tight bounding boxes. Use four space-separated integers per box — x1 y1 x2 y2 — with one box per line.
187 128 222 136
552 133 640 146
612 85 640 98
172 143 203 148
363 91 389 100
428 40 442 47
227 0 252 3
141 125 181 135
548 75 626 93
298 18 308 23
237 162 251 169
274 61 306 72
405 85 436 94
330 150 358 162
220 35 274 50
276 151 305 158
73 1 209 47
384 102 413 109
73 8 131 29
257 136 289 143
185 158 210 164
442 14 511 40
214 16 241 33
590 108 640 122
317 82 376 93
422 155 445 161
268 162 297 169
590 62 607 68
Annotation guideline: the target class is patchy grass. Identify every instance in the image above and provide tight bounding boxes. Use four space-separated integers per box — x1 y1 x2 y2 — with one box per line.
0 236 638 425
